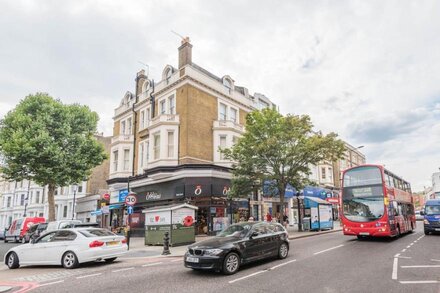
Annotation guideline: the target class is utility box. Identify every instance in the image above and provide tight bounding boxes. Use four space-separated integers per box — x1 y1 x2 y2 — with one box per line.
143 203 198 246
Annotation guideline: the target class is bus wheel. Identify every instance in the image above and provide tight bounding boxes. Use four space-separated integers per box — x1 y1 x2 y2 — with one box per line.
397 226 401 237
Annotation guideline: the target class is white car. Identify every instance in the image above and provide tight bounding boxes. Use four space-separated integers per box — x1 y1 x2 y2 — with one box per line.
4 228 127 269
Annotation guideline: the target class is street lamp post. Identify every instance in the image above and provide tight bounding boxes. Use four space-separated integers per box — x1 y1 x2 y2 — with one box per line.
296 191 302 232
71 183 78 220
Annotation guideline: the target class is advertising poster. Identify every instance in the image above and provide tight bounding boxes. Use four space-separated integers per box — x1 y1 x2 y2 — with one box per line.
311 207 319 230
145 210 171 227
213 217 229 232
172 208 195 229
319 204 333 229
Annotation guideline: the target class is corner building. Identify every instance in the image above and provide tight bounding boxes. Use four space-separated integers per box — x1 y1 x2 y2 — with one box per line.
108 38 276 235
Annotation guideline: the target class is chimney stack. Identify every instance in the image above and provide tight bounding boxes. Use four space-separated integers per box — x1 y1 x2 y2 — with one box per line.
178 37 192 68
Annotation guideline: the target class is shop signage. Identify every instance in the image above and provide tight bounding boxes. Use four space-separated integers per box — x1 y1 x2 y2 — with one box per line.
326 197 339 204
119 189 129 202
145 191 161 201
194 185 203 195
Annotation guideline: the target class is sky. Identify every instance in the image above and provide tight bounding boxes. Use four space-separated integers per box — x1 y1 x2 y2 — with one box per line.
0 0 439 191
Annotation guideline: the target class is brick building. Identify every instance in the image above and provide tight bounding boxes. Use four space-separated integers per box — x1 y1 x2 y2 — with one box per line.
107 38 276 235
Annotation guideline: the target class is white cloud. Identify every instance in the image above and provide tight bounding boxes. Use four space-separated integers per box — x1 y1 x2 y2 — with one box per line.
0 0 439 191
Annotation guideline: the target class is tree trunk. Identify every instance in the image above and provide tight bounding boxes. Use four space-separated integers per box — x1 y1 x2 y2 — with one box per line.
279 185 285 222
48 183 56 221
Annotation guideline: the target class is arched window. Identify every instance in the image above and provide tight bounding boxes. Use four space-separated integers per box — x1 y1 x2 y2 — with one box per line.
223 78 232 89
142 80 150 93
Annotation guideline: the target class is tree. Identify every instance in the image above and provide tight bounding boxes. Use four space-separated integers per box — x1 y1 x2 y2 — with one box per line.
222 108 345 220
0 93 108 221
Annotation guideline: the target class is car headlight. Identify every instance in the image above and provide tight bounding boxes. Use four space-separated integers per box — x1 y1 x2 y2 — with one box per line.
203 249 224 256
424 219 429 225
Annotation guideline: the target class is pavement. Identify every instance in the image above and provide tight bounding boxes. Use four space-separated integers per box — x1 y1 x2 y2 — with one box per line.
123 221 342 258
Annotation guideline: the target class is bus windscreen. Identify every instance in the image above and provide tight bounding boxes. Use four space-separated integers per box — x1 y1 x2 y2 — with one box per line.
342 166 385 222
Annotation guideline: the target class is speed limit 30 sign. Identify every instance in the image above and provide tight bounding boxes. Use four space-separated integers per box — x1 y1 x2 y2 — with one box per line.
125 194 137 206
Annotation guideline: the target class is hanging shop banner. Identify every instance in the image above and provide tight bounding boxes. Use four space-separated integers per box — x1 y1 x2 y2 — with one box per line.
263 180 297 198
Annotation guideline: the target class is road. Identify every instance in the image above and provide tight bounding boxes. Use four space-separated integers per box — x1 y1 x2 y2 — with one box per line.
0 223 438 293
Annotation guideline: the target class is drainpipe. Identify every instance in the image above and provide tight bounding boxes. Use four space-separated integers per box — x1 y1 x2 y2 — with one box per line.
150 80 155 118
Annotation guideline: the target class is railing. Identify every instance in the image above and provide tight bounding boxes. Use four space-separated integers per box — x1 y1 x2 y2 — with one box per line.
111 135 134 144
148 114 180 128
213 120 244 132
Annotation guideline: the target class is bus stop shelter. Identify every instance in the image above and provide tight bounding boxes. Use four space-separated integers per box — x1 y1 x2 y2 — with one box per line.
304 196 334 231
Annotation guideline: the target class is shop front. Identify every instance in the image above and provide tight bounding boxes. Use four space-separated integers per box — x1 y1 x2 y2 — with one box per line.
123 177 234 236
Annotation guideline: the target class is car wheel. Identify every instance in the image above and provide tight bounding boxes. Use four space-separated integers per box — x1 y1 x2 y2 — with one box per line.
105 257 117 263
424 230 430 235
7 252 19 269
222 252 240 275
278 242 289 259
62 251 79 269
4 238 8 243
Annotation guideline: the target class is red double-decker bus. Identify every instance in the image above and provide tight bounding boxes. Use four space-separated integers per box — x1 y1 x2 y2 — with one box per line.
340 164 416 238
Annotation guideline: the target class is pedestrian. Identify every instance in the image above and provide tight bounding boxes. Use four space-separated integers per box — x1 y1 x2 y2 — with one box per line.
283 214 289 228
266 213 272 222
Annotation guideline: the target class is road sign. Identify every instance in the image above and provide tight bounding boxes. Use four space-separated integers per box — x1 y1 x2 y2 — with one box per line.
103 193 110 201
127 206 133 214
125 194 137 206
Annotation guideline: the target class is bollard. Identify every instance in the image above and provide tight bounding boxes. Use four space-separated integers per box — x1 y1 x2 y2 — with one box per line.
162 231 171 255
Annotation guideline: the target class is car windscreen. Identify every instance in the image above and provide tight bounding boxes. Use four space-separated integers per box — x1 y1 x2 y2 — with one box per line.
27 225 38 233
79 229 116 237
217 223 251 238
425 205 440 215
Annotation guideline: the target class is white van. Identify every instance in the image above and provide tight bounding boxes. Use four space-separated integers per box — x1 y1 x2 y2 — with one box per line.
45 220 82 232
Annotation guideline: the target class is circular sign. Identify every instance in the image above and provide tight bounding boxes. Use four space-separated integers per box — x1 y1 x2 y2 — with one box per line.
103 193 110 201
125 194 137 206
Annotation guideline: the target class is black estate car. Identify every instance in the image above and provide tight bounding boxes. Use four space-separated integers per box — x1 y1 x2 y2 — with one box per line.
184 221 289 275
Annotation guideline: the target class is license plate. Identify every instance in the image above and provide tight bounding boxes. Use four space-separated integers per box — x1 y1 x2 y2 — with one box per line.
186 257 199 263
435 228 440 231
107 241 119 246
359 232 370 236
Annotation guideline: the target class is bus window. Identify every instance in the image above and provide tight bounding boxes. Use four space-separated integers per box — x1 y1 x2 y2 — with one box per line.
393 201 399 216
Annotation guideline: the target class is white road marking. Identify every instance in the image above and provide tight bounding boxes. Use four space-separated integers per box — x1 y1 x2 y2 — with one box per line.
392 257 398 280
228 270 267 284
431 259 440 262
142 262 163 267
401 249 406 252
313 245 344 255
401 265 440 268
112 267 135 273
171 259 182 262
270 259 297 270
39 280 65 287
397 256 411 259
394 253 400 258
406 246 411 249
76 273 102 279
400 280 439 284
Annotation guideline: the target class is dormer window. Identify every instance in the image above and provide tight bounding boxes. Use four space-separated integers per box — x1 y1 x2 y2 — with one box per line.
222 76 234 93
142 80 150 93
165 68 172 80
223 78 232 89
